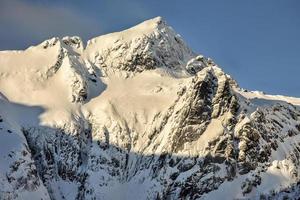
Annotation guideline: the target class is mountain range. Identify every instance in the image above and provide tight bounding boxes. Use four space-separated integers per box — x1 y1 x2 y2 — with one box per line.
1 17 300 200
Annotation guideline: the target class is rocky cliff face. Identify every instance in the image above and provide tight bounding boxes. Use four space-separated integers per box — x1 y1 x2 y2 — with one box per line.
1 17 300 200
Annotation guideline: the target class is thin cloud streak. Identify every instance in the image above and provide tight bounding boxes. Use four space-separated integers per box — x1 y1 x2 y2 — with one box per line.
0 0 102 49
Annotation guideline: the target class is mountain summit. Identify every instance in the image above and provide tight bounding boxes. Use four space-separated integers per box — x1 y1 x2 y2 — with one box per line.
1 17 300 200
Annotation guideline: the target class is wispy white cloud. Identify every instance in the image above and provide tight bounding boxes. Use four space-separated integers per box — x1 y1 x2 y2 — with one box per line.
0 0 154 49
0 0 102 46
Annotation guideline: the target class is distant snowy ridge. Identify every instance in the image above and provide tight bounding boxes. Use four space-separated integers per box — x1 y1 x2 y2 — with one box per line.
1 17 300 200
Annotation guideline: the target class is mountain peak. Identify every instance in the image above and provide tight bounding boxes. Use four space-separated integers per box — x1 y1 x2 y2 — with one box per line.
86 16 165 47
84 16 196 75
126 16 165 33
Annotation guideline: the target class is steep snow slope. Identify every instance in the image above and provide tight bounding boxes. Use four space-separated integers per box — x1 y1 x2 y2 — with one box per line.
1 17 300 200
0 97 50 200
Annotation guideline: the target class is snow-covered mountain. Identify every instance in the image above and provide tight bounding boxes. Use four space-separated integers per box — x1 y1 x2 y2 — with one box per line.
1 17 300 200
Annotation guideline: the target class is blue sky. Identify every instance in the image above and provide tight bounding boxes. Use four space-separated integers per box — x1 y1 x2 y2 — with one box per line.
1 0 299 97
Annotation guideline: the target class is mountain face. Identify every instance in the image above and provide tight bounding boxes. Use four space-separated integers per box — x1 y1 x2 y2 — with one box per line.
0 17 300 200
